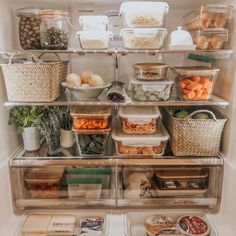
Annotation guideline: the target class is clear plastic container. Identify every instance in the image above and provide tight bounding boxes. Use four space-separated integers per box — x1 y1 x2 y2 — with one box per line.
74 129 111 156
79 15 109 31
71 106 112 130
17 8 42 50
191 28 229 50
112 120 169 156
39 10 70 50
76 31 113 49
183 4 233 30
24 168 64 198
120 28 167 49
118 106 161 134
119 2 169 28
172 66 219 100
133 63 169 81
131 78 174 101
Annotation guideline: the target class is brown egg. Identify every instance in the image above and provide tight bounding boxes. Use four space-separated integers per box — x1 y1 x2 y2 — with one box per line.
195 35 209 50
209 34 225 50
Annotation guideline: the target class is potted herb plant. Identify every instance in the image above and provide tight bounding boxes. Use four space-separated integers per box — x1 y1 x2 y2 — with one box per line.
9 106 41 151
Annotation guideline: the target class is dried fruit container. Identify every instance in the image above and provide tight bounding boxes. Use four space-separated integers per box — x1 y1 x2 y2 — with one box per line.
112 120 169 157
119 2 169 28
71 106 112 131
131 78 174 101
120 28 167 49
172 66 219 100
79 15 109 31
191 28 229 50
183 4 233 30
24 168 64 198
118 106 161 134
133 63 169 81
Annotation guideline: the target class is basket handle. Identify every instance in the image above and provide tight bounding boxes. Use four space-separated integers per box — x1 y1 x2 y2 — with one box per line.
38 52 61 61
9 51 40 64
185 109 217 121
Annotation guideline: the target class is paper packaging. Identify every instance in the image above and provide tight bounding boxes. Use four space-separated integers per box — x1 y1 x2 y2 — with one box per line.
80 217 104 236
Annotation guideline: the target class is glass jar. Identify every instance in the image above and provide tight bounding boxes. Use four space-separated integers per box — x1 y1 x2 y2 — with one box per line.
39 10 70 50
17 8 42 50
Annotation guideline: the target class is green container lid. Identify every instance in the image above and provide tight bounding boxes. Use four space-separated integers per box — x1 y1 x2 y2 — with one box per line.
66 177 102 185
65 167 111 175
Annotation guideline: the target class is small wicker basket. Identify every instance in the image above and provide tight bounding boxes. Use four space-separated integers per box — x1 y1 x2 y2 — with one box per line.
161 106 227 156
1 51 68 102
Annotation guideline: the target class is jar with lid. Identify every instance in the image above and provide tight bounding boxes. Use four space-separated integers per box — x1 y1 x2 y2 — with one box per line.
39 10 70 50
17 8 42 50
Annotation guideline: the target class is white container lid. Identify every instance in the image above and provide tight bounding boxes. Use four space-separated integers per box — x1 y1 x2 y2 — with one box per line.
131 77 174 85
169 26 194 46
76 31 113 39
118 106 160 119
79 15 108 25
119 2 169 15
121 28 167 36
112 120 169 144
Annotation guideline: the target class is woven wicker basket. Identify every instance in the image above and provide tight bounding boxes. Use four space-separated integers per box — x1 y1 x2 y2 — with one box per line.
161 106 227 156
1 51 68 102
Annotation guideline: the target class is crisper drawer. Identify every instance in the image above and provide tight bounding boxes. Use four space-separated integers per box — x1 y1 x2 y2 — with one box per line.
11 166 116 210
118 166 223 209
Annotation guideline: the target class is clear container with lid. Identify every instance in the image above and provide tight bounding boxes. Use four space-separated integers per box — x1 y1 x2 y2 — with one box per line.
172 66 219 100
183 4 233 30
112 120 169 157
133 63 169 81
118 106 161 134
24 168 64 198
131 78 174 101
71 106 112 131
119 2 169 28
191 28 229 50
16 8 42 50
39 10 70 50
79 15 109 31
120 28 167 49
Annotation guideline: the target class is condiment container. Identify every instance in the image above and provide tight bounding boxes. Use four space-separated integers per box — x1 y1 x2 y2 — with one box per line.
112 120 169 156
67 178 102 199
39 10 70 50
24 168 63 198
119 2 169 28
191 28 229 50
118 106 161 134
16 8 42 50
172 66 219 100
79 15 109 31
133 63 169 81
71 106 112 131
120 28 167 49
131 78 174 101
76 31 113 49
183 4 233 30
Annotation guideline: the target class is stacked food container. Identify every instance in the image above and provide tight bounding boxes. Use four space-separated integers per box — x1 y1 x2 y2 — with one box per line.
183 4 232 50
112 106 169 157
76 15 113 49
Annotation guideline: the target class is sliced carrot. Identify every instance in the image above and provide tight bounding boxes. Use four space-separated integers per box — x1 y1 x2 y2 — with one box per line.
181 78 193 85
191 76 201 82
195 89 203 99
187 91 196 99
183 89 191 94
186 81 203 91
181 82 186 89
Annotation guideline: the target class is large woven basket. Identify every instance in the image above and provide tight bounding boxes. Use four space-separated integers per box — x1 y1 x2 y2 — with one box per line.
161 106 227 156
1 51 68 102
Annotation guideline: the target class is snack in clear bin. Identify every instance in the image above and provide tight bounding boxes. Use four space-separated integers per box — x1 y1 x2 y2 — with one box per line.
80 217 104 236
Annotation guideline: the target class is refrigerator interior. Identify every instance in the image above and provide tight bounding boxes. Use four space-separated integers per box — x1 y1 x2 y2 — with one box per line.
0 0 236 235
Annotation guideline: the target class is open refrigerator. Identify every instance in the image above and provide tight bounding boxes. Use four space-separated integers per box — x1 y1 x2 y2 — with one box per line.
0 0 236 235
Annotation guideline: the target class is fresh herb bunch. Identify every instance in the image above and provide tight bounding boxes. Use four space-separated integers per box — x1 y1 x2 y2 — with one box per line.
9 106 42 134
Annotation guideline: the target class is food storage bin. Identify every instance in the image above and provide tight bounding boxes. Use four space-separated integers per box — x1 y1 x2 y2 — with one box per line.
183 4 233 30
191 28 229 50
39 10 70 50
112 120 169 156
118 106 161 134
67 178 102 199
71 106 112 131
172 66 219 100
76 31 113 49
119 2 169 28
120 28 167 49
24 168 64 198
74 129 111 156
155 169 209 193
133 63 169 81
17 8 42 50
79 15 109 31
131 78 174 101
